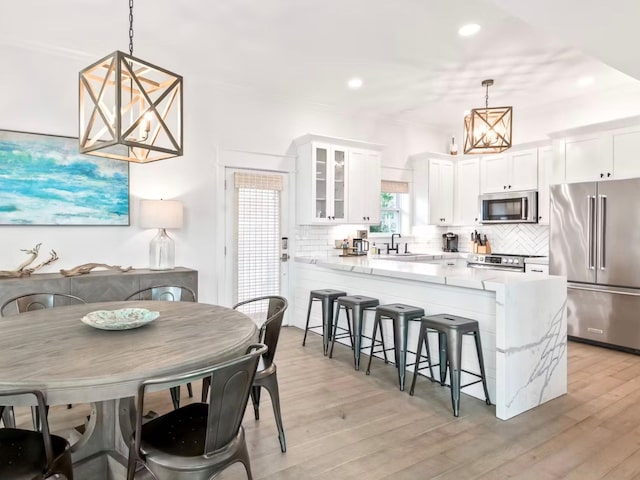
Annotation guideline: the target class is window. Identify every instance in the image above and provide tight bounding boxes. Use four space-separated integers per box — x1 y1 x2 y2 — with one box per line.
370 181 409 234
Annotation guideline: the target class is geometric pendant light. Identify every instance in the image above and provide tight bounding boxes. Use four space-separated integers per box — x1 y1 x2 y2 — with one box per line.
79 1 183 163
463 79 512 155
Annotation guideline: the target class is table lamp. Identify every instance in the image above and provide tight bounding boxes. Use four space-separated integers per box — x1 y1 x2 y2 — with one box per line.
140 199 183 270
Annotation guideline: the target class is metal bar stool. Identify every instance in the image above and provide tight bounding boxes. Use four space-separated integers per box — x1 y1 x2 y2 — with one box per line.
366 303 425 390
329 295 381 370
409 313 491 417
302 289 348 356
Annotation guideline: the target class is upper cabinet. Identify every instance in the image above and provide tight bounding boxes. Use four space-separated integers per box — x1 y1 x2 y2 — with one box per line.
411 154 454 226
295 134 383 225
480 148 538 193
455 157 480 225
348 149 381 224
537 146 552 225
551 121 640 184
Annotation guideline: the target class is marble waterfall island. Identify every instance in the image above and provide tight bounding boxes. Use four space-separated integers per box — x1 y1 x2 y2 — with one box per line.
293 255 567 420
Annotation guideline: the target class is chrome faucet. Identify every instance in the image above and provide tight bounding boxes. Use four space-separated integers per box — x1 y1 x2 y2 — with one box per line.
387 233 401 254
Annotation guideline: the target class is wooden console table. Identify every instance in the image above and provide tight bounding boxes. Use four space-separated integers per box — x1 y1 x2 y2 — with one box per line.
0 267 198 306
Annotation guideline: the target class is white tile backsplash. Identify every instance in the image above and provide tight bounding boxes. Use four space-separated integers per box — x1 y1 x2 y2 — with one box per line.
413 224 549 256
296 223 549 257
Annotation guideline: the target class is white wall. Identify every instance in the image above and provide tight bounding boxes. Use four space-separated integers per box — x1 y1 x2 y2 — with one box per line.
0 45 444 303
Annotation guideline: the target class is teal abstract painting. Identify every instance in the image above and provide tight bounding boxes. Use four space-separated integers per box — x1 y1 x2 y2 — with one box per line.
0 130 129 225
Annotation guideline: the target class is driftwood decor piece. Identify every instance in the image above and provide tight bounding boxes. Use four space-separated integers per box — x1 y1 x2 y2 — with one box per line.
0 243 59 278
60 263 133 277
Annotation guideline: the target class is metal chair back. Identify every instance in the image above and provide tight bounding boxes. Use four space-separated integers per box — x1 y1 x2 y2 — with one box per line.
233 296 288 366
128 343 267 480
125 285 196 302
0 293 86 317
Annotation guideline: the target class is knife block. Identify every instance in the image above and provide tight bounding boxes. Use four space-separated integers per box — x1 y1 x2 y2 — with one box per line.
477 242 491 254
472 242 491 254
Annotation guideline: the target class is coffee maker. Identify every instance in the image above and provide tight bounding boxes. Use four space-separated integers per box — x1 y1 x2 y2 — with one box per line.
442 232 459 252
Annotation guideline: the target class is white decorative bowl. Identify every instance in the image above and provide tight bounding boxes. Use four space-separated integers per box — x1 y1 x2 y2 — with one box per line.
81 308 160 330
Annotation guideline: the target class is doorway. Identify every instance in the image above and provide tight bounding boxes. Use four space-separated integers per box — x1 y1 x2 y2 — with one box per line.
224 168 290 306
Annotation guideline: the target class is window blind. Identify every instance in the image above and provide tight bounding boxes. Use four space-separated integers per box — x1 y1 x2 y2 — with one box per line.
234 172 281 310
381 180 409 193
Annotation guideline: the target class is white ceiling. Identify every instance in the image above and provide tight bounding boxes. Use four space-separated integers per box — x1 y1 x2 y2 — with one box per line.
1 0 639 132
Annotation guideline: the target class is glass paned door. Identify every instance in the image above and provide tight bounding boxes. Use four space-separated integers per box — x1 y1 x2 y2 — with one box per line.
315 146 328 219
333 148 346 220
226 169 288 306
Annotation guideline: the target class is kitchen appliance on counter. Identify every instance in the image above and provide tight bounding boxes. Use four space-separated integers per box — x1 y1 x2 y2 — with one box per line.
550 179 640 352
353 238 369 255
467 253 544 273
479 190 538 224
442 232 459 252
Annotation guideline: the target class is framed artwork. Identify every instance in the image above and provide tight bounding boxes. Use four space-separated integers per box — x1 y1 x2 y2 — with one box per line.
0 129 130 225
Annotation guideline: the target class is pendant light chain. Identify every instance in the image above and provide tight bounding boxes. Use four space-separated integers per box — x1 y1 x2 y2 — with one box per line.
128 0 134 56
485 83 489 109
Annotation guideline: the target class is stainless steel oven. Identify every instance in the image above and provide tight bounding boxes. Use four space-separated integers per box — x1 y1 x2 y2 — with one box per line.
479 190 537 224
467 253 544 273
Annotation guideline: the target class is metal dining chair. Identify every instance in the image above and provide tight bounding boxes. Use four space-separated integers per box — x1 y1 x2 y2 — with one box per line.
126 343 267 480
202 295 289 452
0 292 87 429
0 389 74 479
125 285 197 408
0 292 86 317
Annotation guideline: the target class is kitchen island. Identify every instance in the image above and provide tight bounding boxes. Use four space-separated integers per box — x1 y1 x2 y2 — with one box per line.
292 254 567 420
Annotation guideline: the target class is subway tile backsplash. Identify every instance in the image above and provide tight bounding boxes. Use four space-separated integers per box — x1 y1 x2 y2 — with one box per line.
414 224 549 256
296 223 549 257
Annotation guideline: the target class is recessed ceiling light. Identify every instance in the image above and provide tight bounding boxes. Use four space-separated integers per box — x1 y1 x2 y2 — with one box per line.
458 23 481 37
577 76 595 87
347 77 363 90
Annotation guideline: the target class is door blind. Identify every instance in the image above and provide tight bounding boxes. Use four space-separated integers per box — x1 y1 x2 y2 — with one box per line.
234 172 281 309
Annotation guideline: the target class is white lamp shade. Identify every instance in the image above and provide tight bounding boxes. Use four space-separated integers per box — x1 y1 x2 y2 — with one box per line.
140 200 183 229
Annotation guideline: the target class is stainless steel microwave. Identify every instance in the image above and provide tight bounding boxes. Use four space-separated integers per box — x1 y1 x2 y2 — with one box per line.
479 190 538 224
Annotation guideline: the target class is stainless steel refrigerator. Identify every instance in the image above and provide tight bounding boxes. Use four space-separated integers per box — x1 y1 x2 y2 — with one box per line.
550 179 640 351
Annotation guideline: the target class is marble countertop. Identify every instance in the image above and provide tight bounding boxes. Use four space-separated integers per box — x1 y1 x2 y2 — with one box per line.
295 254 562 292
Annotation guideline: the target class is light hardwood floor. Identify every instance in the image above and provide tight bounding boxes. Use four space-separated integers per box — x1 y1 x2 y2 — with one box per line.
17 326 640 479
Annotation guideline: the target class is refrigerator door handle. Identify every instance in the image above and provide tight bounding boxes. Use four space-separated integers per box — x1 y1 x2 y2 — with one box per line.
598 194 607 271
587 195 596 270
569 284 640 297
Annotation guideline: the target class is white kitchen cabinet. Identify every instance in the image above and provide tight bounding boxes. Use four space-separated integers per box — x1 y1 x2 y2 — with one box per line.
295 142 347 224
295 135 383 225
348 149 381 224
537 146 552 225
455 156 480 225
612 126 640 180
480 148 538 193
525 263 549 274
429 159 454 225
412 157 454 226
553 124 640 183
563 132 613 183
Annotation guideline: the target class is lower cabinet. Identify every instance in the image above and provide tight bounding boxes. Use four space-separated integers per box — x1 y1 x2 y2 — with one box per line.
0 267 198 305
525 264 549 274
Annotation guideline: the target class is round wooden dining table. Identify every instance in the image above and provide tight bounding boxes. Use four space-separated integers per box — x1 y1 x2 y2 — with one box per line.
0 300 258 480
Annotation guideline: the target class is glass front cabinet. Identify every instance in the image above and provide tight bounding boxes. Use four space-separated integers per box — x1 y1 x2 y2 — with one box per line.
295 135 383 225
313 144 346 222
